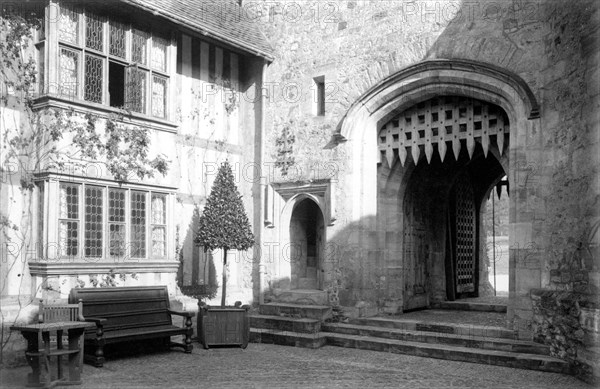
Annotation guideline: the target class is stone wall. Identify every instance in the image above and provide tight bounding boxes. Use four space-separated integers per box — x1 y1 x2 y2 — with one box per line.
258 0 599 376
532 287 600 384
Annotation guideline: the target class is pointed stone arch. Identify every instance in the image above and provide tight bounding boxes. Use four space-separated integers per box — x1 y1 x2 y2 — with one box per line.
332 59 540 331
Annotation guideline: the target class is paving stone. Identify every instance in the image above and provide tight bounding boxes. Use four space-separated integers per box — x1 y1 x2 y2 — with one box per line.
1 344 591 389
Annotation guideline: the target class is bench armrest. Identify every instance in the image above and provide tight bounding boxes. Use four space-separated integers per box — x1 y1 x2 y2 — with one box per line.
167 309 194 318
85 317 107 325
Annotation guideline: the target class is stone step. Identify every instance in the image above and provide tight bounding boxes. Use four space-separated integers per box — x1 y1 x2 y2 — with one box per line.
259 303 332 321
323 332 571 374
298 278 318 290
432 301 507 313
322 323 549 355
268 289 328 306
249 314 321 334
349 317 516 340
250 328 327 349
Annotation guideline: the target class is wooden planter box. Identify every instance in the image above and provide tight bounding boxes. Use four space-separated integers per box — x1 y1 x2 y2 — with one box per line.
197 304 249 349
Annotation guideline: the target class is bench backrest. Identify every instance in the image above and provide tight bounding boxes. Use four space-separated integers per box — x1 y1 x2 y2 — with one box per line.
39 300 84 323
68 286 173 333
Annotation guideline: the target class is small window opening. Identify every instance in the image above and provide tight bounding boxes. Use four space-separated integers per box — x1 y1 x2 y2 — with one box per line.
314 76 325 116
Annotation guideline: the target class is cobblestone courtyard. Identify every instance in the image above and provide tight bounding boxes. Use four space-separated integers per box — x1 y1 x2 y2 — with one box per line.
1 344 593 389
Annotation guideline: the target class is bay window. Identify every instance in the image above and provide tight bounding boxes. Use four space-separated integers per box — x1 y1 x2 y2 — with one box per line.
48 181 171 260
41 3 172 119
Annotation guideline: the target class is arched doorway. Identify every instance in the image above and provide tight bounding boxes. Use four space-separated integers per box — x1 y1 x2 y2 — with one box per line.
289 199 325 290
331 59 539 329
380 96 510 310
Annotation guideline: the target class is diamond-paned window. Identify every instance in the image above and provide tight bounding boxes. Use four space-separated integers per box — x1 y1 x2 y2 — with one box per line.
131 191 147 258
59 6 79 44
109 20 127 59
151 194 166 258
131 29 149 65
126 67 147 114
59 183 79 257
151 36 168 72
84 186 103 258
50 183 169 260
84 54 103 103
60 48 79 99
53 5 170 118
109 188 126 258
152 75 167 118
85 12 105 51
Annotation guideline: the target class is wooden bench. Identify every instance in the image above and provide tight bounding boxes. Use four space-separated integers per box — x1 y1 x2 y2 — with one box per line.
68 286 193 367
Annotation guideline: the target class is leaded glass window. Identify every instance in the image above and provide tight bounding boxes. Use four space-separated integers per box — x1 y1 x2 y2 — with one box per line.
151 36 168 72
51 5 171 118
59 6 79 44
85 12 104 51
60 48 79 99
84 55 103 103
109 188 126 258
127 67 147 114
51 183 169 260
151 194 166 257
59 183 79 257
152 75 167 118
109 20 127 59
131 191 147 258
131 29 149 65
84 186 103 258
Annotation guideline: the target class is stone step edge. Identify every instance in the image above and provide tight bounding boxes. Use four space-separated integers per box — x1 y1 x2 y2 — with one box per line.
432 302 508 312
250 328 327 340
322 323 549 352
260 302 331 310
249 329 567 371
349 317 515 339
249 314 321 323
322 332 571 372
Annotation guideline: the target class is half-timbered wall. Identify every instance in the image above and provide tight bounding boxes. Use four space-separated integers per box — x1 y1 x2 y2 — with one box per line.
175 33 258 300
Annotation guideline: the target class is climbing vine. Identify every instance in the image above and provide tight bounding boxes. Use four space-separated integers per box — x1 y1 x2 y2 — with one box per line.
0 9 169 362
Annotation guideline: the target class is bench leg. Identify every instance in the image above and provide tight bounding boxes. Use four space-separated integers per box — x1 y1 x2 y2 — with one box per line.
87 338 105 368
184 331 193 353
183 315 193 353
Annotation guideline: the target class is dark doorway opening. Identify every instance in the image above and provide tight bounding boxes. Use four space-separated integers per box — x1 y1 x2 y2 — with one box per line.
289 199 324 290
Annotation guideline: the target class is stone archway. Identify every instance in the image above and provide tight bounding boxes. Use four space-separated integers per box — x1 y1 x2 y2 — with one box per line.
333 59 539 330
289 199 325 290
381 96 510 310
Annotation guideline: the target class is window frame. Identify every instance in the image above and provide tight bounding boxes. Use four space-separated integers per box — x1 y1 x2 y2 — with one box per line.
54 181 170 261
45 3 172 120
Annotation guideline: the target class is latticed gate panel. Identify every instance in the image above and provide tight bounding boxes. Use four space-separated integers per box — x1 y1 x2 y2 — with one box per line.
378 96 509 167
454 172 476 294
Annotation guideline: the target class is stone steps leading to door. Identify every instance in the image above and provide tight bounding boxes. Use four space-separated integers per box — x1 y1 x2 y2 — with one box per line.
250 305 571 375
348 317 516 340
249 328 327 348
259 302 332 321
266 289 328 306
249 314 321 334
321 322 549 355
322 332 571 374
431 301 507 313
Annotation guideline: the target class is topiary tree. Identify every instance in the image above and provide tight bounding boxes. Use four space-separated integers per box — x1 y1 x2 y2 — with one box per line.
195 161 255 307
